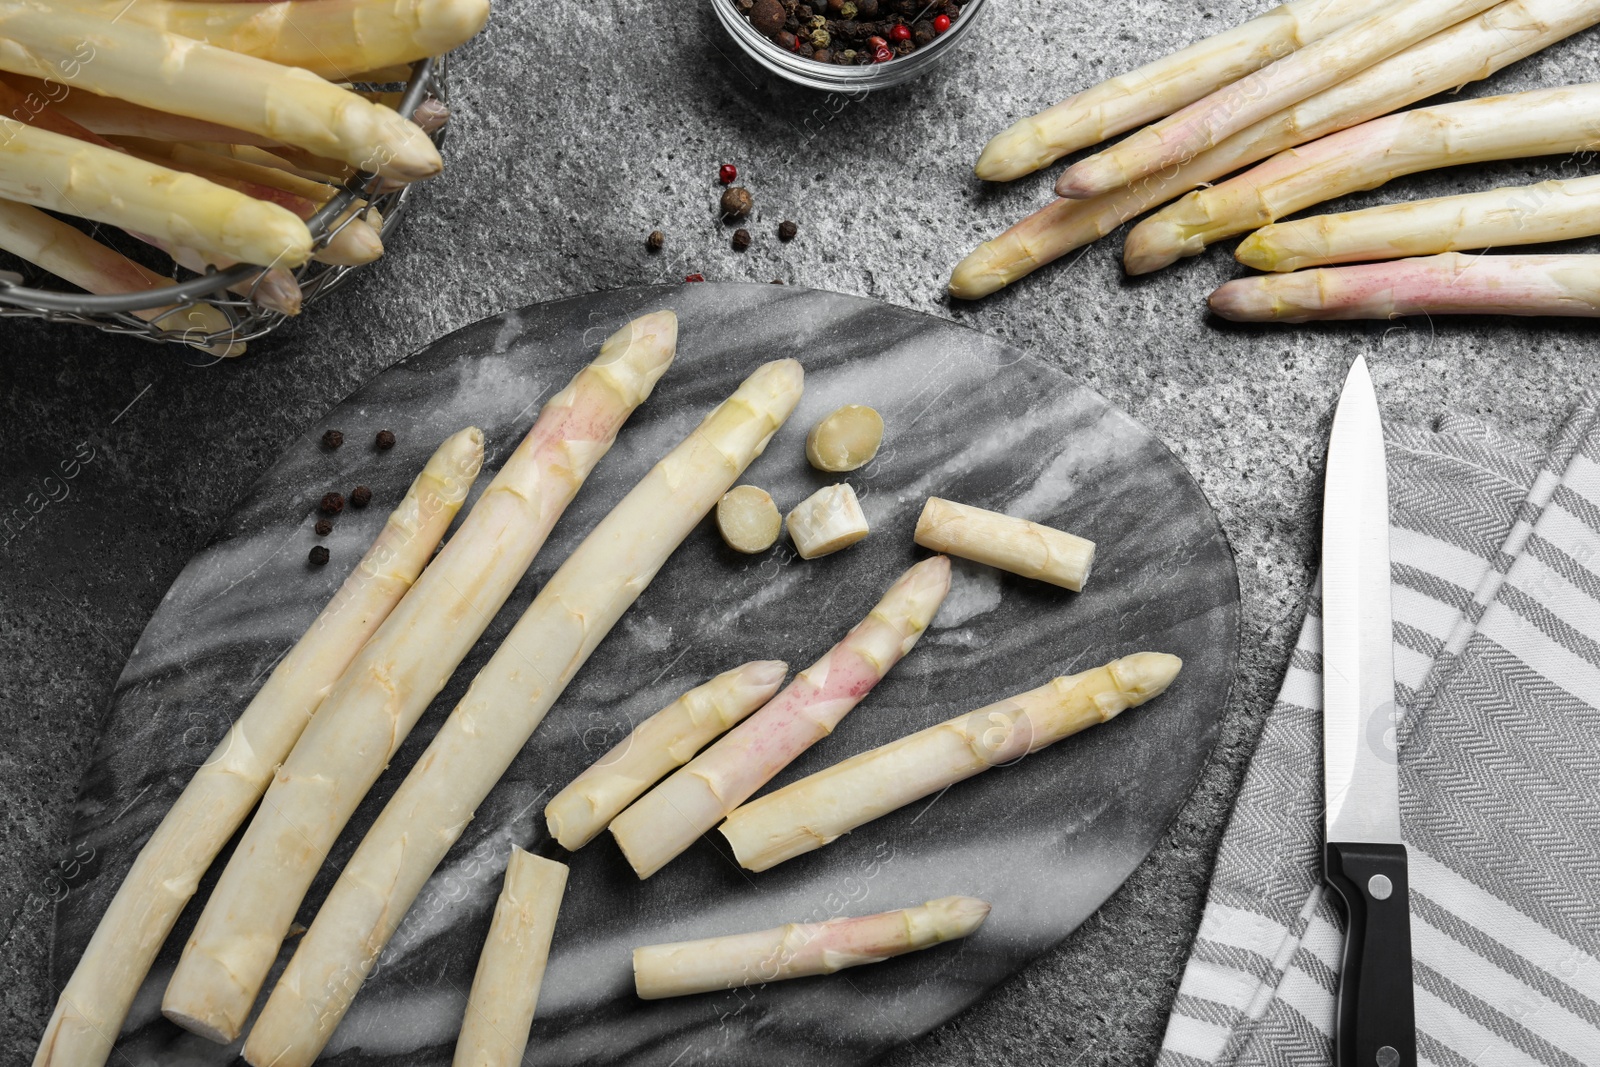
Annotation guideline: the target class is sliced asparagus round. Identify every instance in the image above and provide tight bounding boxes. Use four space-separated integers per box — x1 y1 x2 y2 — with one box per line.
239 359 805 1067
544 660 789 850
786 483 869 560
161 312 678 1046
721 653 1183 872
452 849 568 1067
609 556 950 880
717 485 782 553
32 428 484 1067
805 404 883 472
633 896 991 999
914 497 1095 591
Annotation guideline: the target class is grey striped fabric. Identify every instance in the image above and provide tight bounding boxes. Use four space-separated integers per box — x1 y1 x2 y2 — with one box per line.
1158 398 1600 1067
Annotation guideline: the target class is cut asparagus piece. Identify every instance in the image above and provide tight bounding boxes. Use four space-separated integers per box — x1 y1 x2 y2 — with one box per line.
914 497 1095 591
975 0 1395 181
239 359 805 1067
0 0 441 181
722 653 1183 872
949 0 1600 297
717 485 782 553
1236 174 1600 271
452 849 568 1067
786 483 869 560
805 404 883 472
1056 0 1505 199
633 896 991 999
31 429 484 1067
545 661 789 850
609 556 951 880
161 313 678 1046
1209 252 1600 319
1126 83 1600 272
115 0 490 83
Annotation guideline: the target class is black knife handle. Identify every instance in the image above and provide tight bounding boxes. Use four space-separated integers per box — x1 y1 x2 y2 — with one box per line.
1325 841 1416 1067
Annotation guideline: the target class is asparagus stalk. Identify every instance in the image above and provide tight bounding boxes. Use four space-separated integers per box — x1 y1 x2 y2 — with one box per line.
1057 0 1505 199
633 897 991 999
914 497 1095 591
1126 83 1600 272
949 0 1600 298
721 653 1183 872
115 0 490 82
544 662 789 850
452 849 568 1067
805 404 883 472
785 483 869 560
1 74 278 147
0 200 245 355
0 0 442 182
161 313 678 1046
609 556 951 880
976 0 1396 182
1209 252 1600 319
717 486 782 553
1237 174 1600 271
239 359 804 1067
31 429 484 1067
0 122 312 268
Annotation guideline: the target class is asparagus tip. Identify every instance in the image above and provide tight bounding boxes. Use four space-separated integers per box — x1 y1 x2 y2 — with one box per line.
1233 231 1276 271
1110 652 1183 701
1206 278 1267 321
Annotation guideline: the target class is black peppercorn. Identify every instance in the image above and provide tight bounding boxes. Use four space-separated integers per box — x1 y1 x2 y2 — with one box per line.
856 0 879 14
720 186 753 220
646 230 665 251
319 492 345 515
732 228 752 251
375 429 396 450
778 219 798 241
351 485 372 508
813 47 832 62
314 518 332 536
321 429 343 450
750 0 785 33
309 545 330 566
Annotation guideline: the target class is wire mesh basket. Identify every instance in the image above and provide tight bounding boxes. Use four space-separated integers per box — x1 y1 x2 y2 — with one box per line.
0 57 448 357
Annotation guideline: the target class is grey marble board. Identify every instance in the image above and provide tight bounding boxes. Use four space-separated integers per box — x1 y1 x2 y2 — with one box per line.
52 283 1241 1066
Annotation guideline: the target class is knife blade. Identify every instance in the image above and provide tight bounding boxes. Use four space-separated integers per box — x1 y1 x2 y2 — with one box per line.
1321 354 1416 1067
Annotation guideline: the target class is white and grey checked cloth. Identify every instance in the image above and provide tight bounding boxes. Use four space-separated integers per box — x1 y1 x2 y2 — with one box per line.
1158 396 1600 1067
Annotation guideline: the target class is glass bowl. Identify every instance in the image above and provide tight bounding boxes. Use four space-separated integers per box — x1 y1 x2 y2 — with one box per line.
712 0 988 91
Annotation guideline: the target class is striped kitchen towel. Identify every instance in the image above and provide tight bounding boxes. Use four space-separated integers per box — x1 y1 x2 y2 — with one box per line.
1158 395 1600 1067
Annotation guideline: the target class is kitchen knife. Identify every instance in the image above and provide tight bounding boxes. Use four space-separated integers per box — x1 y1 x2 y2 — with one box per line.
1321 354 1416 1067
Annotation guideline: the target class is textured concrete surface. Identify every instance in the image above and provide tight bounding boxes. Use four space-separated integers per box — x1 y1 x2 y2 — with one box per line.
1 0 1598 1063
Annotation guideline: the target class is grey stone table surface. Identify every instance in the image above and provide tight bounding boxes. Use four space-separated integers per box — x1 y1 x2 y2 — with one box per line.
2 0 1598 1064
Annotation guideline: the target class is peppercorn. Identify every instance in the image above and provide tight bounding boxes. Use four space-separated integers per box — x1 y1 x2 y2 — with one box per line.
933 12 950 30
912 19 934 44
810 28 830 47
750 0 785 33
813 47 832 61
375 429 396 450
314 518 333 536
732 228 752 251
776 29 799 49
889 22 910 40
308 545 330 566
321 429 343 450
771 279 784 284
647 229 665 251
720 186 753 219
351 485 372 508
839 0 857 16
685 273 706 282
854 0 878 15
872 42 892 61
319 492 345 515
718 164 737 184
778 219 798 241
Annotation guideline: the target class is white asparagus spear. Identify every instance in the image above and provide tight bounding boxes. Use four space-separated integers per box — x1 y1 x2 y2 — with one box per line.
114 0 490 82
161 313 678 1045
717 486 782 553
1209 252 1600 319
240 360 805 1067
545 661 790 850
1236 174 1600 271
0 0 442 182
1056 0 1505 199
31 429 484 1067
1126 83 1600 272
0 122 311 268
949 0 1600 297
785 483 869 560
452 849 568 1067
721 653 1183 872
975 0 1395 181
609 556 951 880
0 200 244 356
633 896 991 999
805 404 883 472
914 497 1095 591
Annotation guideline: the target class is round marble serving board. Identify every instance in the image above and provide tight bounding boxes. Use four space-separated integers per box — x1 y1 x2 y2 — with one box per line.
54 283 1241 1066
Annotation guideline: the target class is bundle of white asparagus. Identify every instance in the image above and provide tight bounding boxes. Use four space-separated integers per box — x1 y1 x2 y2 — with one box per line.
0 0 487 347
953 0 1600 303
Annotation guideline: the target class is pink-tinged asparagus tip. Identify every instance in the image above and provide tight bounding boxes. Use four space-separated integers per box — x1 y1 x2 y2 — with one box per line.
1207 278 1277 321
1122 220 1192 276
1109 652 1183 700
1055 156 1121 199
923 895 993 939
